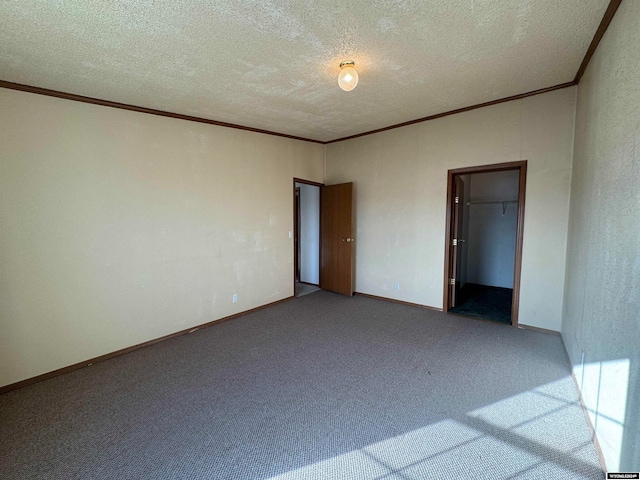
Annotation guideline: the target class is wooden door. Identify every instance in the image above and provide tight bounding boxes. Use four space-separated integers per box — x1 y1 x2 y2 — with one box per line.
450 176 465 307
320 183 354 296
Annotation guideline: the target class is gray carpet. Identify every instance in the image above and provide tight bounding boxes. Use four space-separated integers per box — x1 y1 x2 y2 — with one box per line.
0 291 603 479
296 282 321 297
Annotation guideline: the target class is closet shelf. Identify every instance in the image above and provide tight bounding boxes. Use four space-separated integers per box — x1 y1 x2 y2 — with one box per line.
467 200 518 215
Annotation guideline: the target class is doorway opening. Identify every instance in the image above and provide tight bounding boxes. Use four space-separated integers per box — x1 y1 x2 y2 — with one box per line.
443 161 527 326
294 179 322 297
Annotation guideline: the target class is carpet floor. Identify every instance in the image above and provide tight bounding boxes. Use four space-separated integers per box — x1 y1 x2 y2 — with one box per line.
0 291 602 479
449 283 513 325
296 282 321 297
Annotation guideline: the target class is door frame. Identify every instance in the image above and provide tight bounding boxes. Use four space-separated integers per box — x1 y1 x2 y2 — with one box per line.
293 178 324 297
443 160 527 326
294 186 301 282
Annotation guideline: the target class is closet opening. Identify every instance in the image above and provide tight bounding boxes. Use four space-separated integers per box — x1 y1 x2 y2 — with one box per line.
443 161 527 326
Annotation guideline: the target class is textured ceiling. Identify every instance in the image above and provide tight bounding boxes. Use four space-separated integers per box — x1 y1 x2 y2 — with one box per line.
0 0 609 142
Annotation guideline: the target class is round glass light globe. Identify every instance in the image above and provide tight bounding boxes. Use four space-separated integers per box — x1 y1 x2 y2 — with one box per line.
338 66 359 91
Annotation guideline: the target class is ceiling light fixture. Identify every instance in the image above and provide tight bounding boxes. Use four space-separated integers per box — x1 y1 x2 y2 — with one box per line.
338 60 358 92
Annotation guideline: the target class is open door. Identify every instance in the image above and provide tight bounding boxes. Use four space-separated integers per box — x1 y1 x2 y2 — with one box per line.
320 183 354 296
449 176 466 307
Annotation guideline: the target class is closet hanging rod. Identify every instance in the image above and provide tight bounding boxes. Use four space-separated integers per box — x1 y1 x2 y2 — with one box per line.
466 200 518 205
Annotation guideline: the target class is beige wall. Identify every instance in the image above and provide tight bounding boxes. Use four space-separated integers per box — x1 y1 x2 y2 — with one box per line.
325 87 577 331
0 88 324 388
0 84 578 388
562 0 640 471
